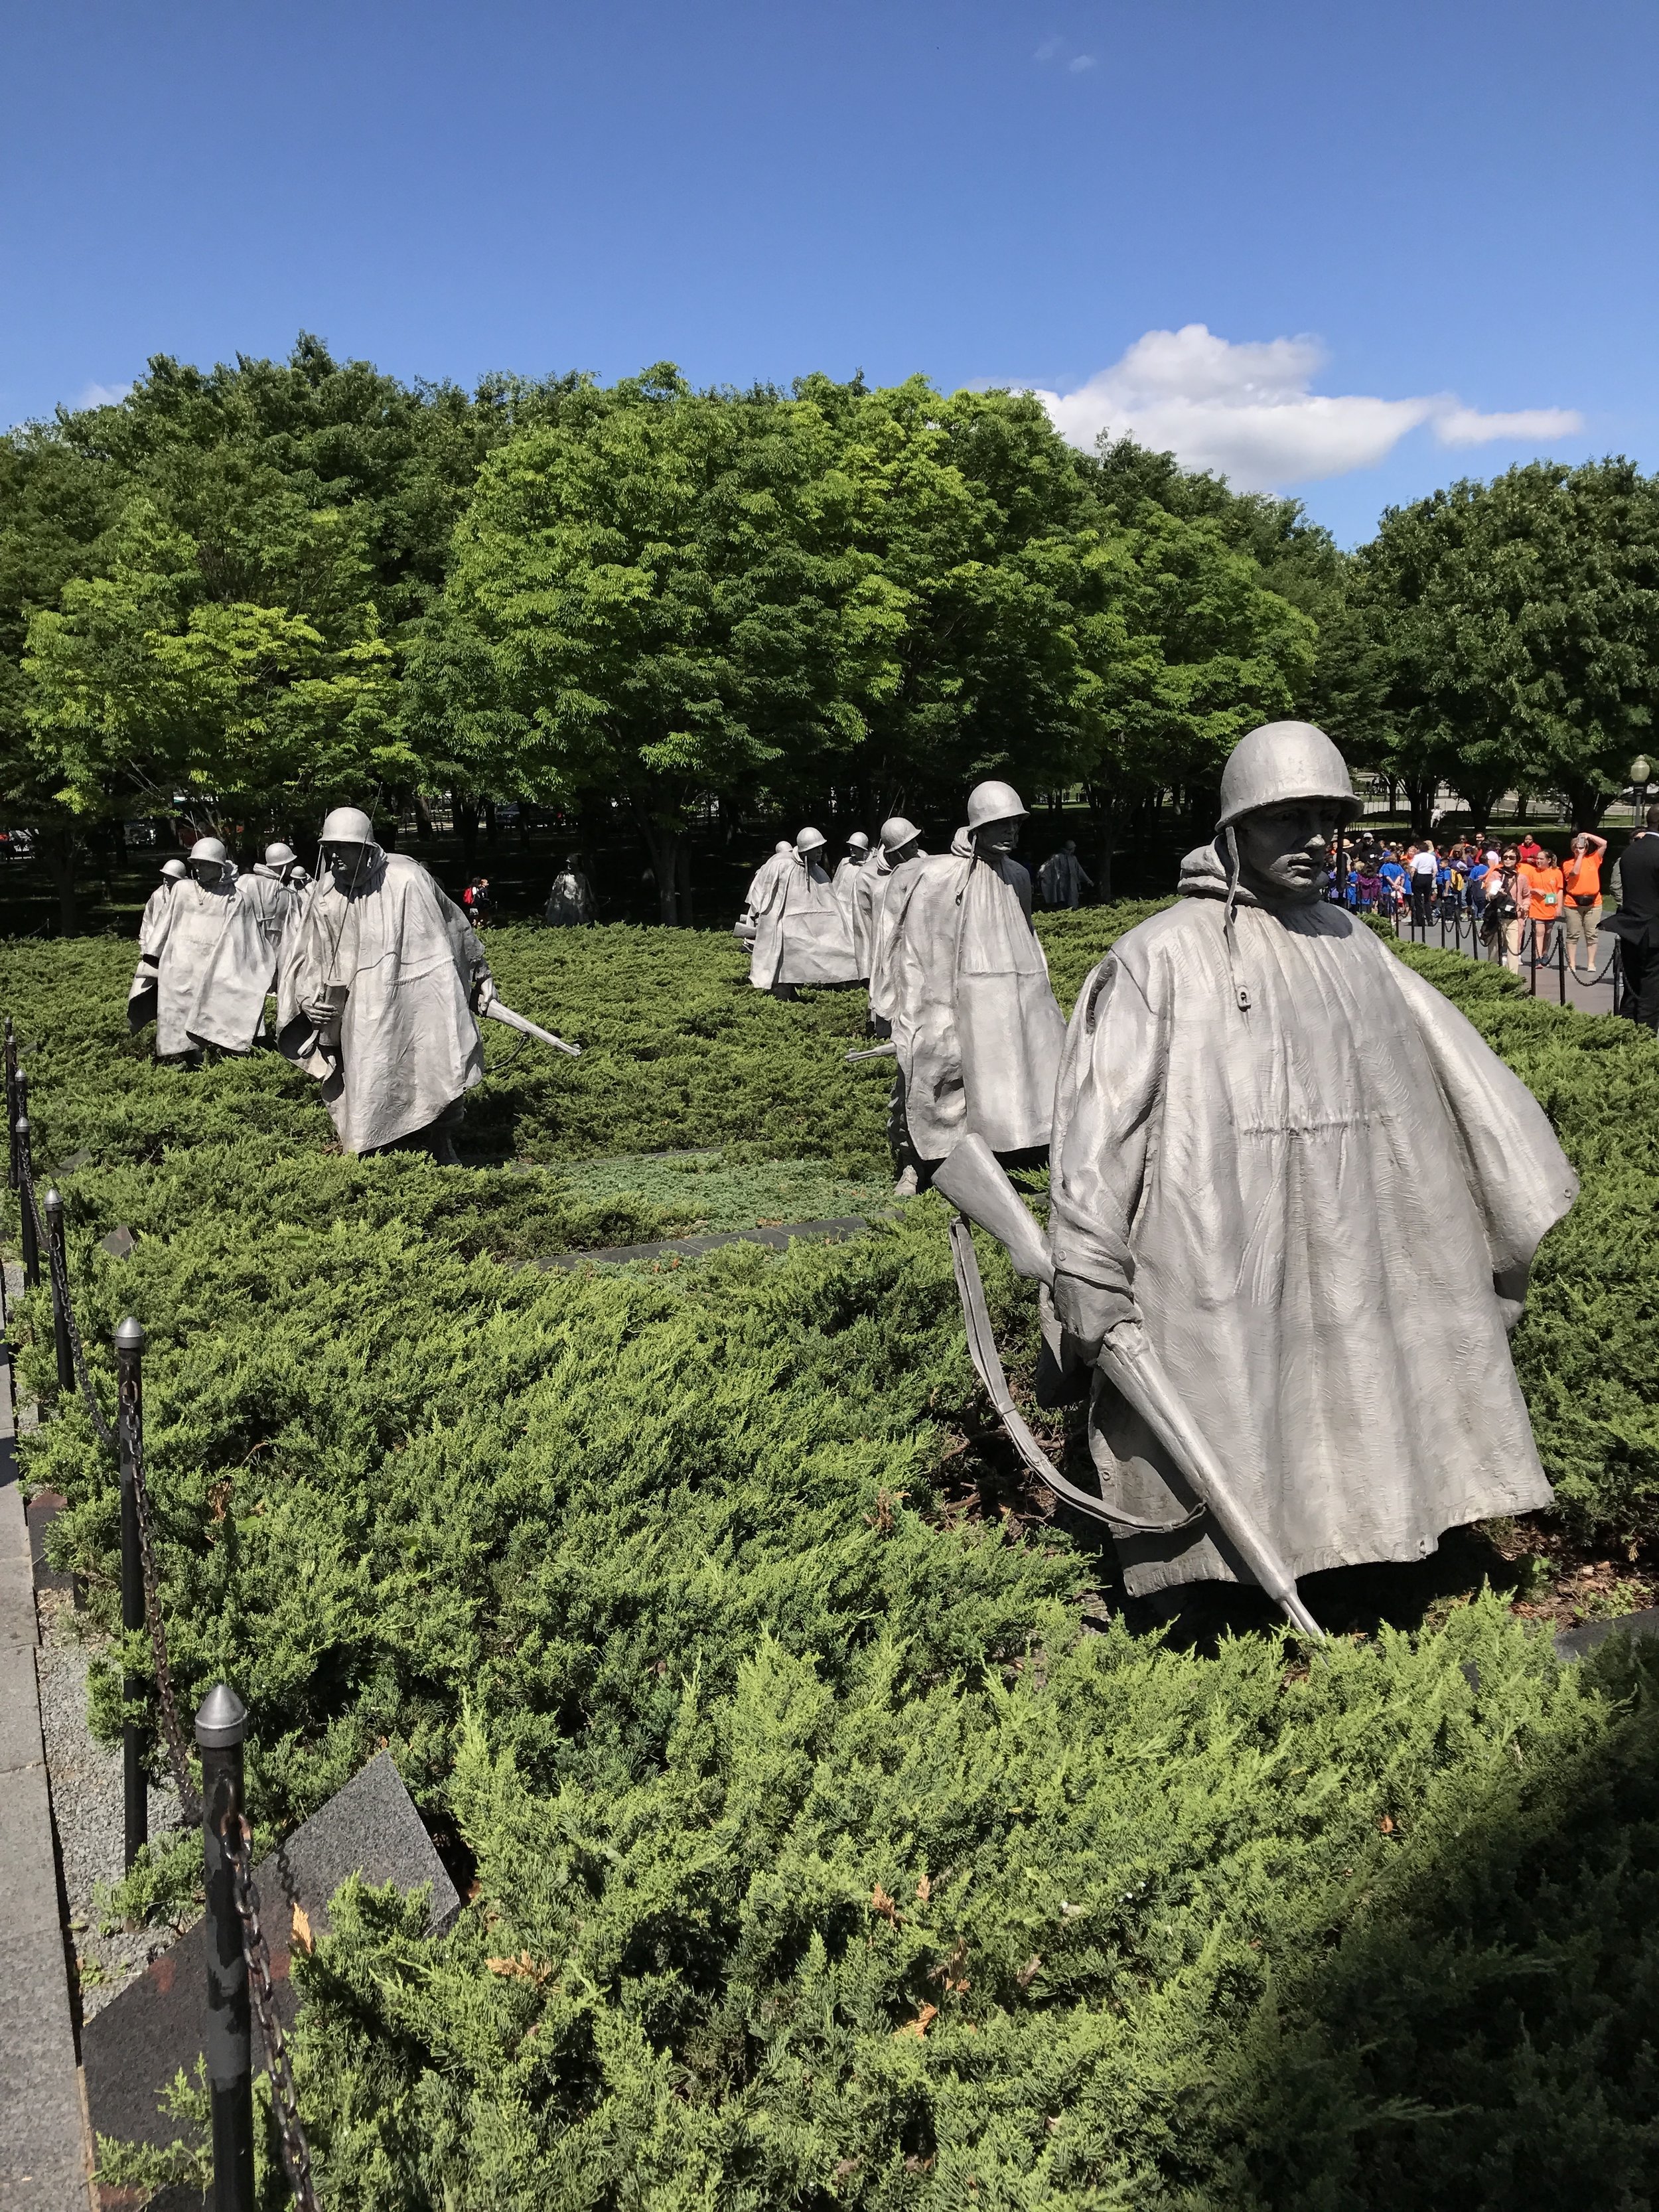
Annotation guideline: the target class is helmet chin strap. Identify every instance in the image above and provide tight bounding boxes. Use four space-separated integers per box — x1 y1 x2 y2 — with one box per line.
1222 824 1252 1014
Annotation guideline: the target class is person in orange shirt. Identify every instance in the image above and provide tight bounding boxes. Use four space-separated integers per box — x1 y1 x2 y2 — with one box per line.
1519 846 1565 961
1561 831 1609 976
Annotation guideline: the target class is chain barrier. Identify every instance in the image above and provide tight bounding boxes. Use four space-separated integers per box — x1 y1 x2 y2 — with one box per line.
125 1399 201 1824
19 1147 198 1814
13 1037 322 2209
222 1810 325 2212
42 1189 117 1447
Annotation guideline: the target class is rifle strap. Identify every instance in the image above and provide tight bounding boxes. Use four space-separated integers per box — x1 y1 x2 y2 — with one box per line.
946 1214 1202 1536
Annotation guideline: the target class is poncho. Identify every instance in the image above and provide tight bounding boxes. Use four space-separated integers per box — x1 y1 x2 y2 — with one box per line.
277 851 490 1153
849 850 895 986
750 855 857 989
138 873 287 1056
831 851 867 925
545 869 596 924
251 862 304 940
1047 845 1578 1596
1039 849 1088 906
877 846 1066 1159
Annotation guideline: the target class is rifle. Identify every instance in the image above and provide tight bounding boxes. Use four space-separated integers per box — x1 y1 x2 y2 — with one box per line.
482 1000 582 1057
930 1134 1324 1639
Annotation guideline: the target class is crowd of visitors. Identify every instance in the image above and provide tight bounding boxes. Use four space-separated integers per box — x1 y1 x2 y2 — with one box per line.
1327 827 1610 978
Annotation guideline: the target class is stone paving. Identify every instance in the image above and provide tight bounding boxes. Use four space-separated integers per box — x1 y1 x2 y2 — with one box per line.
0 1317 92 2209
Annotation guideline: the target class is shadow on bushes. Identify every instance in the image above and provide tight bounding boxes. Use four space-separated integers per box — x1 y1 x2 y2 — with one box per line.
1212 1627 1659 2209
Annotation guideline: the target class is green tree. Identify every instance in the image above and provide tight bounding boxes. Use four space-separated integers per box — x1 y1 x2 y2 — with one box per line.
0 429 125 926
816 392 1314 882
24 468 404 842
411 368 902 922
1336 459 1659 832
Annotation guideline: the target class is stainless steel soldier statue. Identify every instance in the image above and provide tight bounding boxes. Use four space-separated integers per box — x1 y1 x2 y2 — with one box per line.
277 807 498 1161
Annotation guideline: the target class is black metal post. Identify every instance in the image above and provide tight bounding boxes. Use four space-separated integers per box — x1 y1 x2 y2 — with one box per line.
115 1317 147 1869
5 1017 16 1192
1557 928 1567 1007
44 1189 72 1395
16 1089 38 1290
196 1683 255 2212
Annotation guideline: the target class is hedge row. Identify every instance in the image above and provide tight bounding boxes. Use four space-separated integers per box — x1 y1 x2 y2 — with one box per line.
4 915 1658 2207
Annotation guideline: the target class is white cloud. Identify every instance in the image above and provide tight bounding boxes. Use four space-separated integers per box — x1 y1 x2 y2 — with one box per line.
1433 403 1581 448
1030 326 1583 490
74 380 132 409
1035 35 1096 70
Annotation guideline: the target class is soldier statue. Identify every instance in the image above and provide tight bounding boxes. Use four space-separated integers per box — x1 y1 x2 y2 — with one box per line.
1046 721 1578 1605
277 806 497 1161
875 780 1066 1183
129 836 287 1057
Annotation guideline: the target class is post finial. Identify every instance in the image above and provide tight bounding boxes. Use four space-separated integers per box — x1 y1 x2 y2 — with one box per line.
194 1682 248 1748
114 1316 145 1352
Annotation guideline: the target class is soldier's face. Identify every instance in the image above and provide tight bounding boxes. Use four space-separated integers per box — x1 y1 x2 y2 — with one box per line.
325 842 370 890
1236 804 1340 905
189 859 223 888
975 815 1022 853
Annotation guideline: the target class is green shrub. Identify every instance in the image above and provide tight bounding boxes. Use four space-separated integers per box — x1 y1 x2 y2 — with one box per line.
1389 946 1659 1540
7 913 1659 2208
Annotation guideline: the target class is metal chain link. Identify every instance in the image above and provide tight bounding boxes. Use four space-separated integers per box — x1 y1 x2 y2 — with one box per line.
42 1198 116 1447
222 1810 325 2212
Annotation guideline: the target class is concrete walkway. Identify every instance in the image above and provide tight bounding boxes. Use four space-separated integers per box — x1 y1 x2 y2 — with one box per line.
0 1320 92 2209
1394 913 1624 1017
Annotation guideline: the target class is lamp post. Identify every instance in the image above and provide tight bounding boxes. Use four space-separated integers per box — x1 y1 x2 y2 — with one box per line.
1631 756 1652 820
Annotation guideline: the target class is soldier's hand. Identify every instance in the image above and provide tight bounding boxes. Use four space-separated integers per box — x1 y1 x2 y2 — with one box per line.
1052 1271 1130 1362
474 974 498 1013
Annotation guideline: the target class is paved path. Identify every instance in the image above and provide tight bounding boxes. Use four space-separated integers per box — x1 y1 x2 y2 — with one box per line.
0 1311 92 2209
1394 914 1623 1017
524 1213 876 1272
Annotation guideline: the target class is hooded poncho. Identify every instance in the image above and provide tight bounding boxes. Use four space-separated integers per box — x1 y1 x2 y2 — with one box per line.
1039 849 1087 907
277 851 490 1153
1047 843 1578 1595
876 844 1066 1159
749 853 857 989
135 871 287 1055
546 868 596 924
849 849 898 987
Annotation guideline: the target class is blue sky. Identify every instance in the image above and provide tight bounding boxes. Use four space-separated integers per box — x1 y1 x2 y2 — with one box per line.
2 0 1652 542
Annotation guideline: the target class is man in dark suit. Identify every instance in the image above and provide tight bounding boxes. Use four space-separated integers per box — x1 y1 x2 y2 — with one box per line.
1601 804 1659 1031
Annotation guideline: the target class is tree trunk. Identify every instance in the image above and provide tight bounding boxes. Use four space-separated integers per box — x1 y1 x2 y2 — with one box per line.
453 794 481 868
1084 784 1115 902
1455 779 1505 829
1404 777 1436 837
484 800 498 846
1561 779 1611 832
675 838 695 926
634 806 684 924
414 793 436 839
37 822 80 936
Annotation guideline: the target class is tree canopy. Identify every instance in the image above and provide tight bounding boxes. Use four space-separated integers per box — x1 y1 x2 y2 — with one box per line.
3 333 1654 922
1317 459 1659 830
